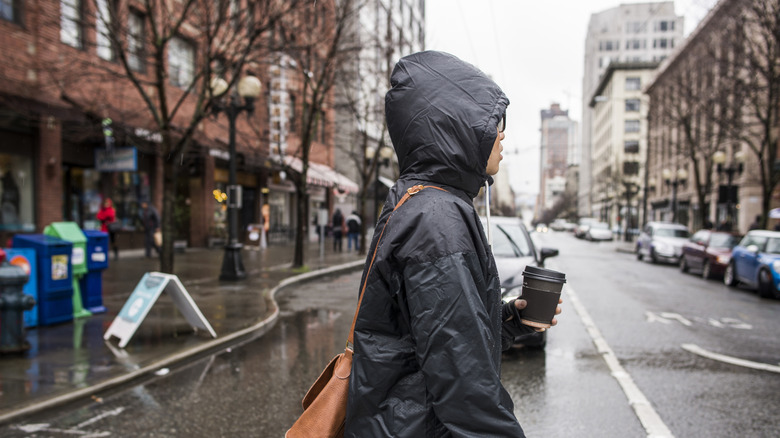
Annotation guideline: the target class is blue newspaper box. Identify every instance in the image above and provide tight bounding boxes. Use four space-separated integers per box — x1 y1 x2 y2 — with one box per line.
79 230 108 313
12 234 74 326
3 248 39 328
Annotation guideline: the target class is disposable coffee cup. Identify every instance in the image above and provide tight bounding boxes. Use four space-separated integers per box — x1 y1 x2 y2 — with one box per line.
519 265 566 329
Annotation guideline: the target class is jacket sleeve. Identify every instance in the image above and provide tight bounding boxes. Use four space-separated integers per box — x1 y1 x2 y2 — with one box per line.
403 252 525 437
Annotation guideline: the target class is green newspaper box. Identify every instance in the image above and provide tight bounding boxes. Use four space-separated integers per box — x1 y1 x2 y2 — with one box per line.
44 222 91 318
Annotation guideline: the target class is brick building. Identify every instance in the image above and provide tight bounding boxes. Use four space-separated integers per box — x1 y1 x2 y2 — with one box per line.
0 1 354 249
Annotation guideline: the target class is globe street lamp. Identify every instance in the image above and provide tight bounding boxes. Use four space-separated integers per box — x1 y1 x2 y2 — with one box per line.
663 167 688 223
713 150 745 231
365 145 393 225
210 73 262 281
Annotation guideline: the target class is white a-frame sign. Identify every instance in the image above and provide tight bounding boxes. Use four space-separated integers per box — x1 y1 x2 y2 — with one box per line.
104 272 217 348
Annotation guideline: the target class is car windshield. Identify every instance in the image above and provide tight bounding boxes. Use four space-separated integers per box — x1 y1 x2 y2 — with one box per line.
491 222 532 258
591 222 609 229
765 237 780 254
710 233 739 249
655 227 689 238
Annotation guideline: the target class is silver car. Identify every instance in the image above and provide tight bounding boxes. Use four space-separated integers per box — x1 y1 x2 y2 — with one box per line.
480 216 559 349
636 221 691 264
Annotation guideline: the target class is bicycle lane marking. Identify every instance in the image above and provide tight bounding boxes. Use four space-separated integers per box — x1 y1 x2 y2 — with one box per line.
566 284 674 438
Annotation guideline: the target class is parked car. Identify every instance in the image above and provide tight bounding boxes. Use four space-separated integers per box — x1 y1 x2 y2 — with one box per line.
635 222 690 264
480 216 559 349
724 230 780 299
680 230 741 279
585 222 614 241
574 217 599 239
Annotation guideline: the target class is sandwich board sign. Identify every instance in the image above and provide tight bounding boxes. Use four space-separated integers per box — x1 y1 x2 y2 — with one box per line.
104 272 217 348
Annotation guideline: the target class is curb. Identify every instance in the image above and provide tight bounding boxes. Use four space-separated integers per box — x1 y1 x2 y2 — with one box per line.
0 259 366 426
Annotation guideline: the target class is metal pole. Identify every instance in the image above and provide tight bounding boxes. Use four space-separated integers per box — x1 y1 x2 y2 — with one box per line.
220 98 247 281
671 181 678 223
726 169 734 230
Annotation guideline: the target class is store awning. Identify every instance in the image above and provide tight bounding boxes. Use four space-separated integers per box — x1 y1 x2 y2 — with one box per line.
282 156 360 193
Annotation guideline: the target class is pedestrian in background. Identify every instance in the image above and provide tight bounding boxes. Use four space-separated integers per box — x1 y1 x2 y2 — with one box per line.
345 51 561 437
331 208 344 252
345 210 361 251
138 201 160 258
749 215 761 230
96 198 119 260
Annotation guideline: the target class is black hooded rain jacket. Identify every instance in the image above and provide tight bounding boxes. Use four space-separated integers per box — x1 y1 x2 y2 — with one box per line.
344 51 525 437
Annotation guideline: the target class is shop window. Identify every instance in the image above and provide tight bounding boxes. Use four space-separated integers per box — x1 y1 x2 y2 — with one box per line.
61 0 83 49
0 155 34 232
1 0 22 24
169 36 194 88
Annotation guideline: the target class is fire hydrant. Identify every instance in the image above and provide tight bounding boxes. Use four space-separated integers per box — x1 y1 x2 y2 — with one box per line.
0 248 35 354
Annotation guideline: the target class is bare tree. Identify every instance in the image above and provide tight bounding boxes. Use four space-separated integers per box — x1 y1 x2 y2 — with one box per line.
44 0 297 273
271 0 363 268
648 42 737 227
727 0 780 229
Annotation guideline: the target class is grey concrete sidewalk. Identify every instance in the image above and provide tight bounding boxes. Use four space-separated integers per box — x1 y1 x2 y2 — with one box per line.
0 242 366 424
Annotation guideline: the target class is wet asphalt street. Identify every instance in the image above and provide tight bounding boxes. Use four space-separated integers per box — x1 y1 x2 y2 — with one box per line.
2 231 779 437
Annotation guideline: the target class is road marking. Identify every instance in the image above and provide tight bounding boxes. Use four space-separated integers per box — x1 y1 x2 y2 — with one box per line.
681 344 780 374
567 285 674 438
645 311 672 324
659 312 692 326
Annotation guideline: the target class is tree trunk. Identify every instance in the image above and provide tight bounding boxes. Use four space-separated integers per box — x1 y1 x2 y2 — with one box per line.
160 156 178 273
293 182 308 268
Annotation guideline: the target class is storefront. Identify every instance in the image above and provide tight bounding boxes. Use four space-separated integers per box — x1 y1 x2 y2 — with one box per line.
0 134 36 245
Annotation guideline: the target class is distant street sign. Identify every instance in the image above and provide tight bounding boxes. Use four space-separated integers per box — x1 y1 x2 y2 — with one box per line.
104 272 217 348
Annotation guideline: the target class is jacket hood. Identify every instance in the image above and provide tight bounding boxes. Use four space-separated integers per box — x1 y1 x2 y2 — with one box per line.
385 51 509 198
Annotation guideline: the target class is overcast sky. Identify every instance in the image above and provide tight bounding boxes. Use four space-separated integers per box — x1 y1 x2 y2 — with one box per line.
424 0 719 197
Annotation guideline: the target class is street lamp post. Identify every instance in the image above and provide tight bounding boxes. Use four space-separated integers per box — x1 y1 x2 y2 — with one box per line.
713 150 745 231
623 181 639 242
663 167 688 223
210 74 262 281
365 145 393 225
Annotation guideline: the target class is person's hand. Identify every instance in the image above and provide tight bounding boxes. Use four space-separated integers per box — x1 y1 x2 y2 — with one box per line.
508 297 563 332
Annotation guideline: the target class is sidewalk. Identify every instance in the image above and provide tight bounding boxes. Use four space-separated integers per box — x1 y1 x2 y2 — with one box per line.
0 241 366 424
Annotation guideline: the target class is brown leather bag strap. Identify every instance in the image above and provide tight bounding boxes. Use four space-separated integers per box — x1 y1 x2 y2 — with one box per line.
346 184 447 350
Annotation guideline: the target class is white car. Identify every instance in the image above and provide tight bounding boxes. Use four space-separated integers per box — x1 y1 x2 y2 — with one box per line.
636 222 691 264
585 222 614 241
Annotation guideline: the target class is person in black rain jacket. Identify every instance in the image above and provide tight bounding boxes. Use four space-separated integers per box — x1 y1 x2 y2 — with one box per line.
345 51 560 437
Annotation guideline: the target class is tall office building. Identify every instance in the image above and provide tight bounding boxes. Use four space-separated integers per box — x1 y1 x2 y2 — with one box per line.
580 2 683 217
538 103 577 218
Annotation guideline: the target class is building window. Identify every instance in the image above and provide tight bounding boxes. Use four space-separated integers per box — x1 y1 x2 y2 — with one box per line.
624 140 639 154
599 40 619 51
96 0 113 60
625 77 641 91
168 37 194 88
128 12 145 72
626 21 645 34
623 161 640 175
655 20 675 32
626 39 646 50
625 120 640 133
60 0 83 49
653 38 671 49
1 0 22 24
625 99 640 112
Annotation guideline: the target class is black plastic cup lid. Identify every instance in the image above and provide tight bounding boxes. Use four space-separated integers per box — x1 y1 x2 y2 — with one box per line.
523 265 566 283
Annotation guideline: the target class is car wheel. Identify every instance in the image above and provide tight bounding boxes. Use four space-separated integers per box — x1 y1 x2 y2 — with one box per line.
724 262 738 287
757 269 775 298
701 261 711 280
680 256 689 273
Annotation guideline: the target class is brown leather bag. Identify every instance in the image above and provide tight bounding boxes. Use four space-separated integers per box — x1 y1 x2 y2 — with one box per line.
286 185 444 438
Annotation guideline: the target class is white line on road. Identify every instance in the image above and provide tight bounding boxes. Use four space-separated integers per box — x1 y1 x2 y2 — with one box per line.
681 344 780 374
566 285 674 438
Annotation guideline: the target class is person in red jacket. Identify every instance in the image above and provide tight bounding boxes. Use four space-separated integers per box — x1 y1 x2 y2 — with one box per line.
96 198 118 260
